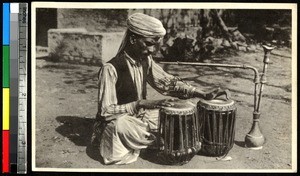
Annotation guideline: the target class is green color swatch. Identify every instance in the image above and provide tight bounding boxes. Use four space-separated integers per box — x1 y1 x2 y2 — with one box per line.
3 46 10 87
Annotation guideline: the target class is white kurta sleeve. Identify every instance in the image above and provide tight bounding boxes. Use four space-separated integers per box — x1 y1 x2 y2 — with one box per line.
97 64 138 121
146 58 196 98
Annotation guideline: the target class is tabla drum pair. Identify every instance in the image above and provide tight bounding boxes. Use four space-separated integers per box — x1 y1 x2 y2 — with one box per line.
157 98 236 165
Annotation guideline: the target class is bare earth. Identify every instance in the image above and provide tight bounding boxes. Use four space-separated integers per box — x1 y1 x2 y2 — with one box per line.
34 46 293 172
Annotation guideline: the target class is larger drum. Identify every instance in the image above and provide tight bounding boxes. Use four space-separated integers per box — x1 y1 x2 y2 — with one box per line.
197 98 237 157
158 100 201 165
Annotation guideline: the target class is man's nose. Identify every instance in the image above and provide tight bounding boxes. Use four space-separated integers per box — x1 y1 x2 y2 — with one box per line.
148 46 155 53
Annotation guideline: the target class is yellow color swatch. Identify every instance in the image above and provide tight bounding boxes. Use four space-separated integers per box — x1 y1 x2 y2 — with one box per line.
3 88 10 130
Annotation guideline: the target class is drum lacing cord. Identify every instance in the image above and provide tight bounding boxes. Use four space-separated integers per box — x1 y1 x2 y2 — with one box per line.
201 137 227 146
201 137 230 160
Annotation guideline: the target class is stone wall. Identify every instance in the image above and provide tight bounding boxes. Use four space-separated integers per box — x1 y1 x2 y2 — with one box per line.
48 28 125 65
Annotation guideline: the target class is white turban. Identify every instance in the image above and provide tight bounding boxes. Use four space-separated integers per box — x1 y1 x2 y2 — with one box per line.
127 13 166 38
117 13 166 55
116 13 166 56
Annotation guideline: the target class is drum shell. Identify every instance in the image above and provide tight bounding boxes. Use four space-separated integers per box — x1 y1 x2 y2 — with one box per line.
197 99 237 157
158 106 201 165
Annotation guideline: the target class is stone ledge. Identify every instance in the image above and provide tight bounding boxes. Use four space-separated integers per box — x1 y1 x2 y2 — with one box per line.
48 28 125 65
48 28 88 34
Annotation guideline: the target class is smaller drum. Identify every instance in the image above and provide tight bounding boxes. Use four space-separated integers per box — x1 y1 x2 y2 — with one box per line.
158 100 201 165
197 98 237 157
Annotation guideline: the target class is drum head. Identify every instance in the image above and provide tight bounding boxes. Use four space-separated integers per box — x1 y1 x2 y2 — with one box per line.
198 98 236 111
161 99 195 112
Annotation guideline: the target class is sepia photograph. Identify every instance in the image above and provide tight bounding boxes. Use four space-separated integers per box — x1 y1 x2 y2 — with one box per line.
31 2 297 172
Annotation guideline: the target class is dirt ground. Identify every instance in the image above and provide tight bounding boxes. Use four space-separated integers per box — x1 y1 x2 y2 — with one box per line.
34 46 294 172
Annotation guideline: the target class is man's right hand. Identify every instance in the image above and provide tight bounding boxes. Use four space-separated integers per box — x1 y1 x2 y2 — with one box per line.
137 99 176 109
204 88 231 100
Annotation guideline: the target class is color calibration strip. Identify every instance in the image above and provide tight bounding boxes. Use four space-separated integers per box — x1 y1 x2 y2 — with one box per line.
2 2 11 173
2 3 28 174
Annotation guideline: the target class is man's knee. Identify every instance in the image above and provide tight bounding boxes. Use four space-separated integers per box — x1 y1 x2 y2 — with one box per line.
115 116 131 136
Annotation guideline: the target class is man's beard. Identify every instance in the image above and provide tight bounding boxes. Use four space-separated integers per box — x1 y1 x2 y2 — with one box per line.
138 55 149 63
140 51 152 59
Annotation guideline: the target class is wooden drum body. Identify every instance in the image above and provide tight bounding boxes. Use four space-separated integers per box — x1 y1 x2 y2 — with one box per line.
158 100 201 165
197 98 237 157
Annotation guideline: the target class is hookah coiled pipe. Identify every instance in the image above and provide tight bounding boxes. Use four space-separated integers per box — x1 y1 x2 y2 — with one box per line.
160 45 275 149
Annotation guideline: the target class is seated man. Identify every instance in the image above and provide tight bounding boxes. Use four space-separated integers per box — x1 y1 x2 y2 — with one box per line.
92 13 227 165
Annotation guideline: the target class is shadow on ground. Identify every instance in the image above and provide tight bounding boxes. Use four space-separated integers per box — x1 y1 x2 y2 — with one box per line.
234 140 246 148
139 149 181 166
86 143 105 164
55 116 106 164
56 116 95 146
